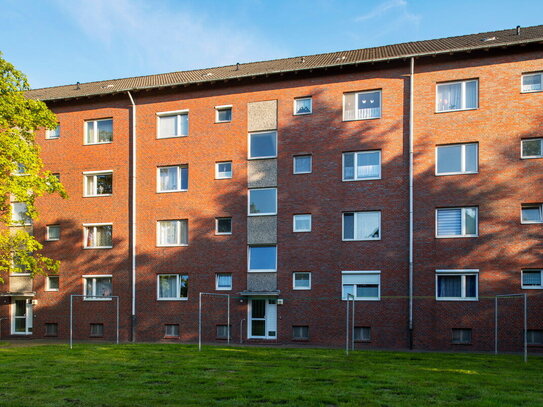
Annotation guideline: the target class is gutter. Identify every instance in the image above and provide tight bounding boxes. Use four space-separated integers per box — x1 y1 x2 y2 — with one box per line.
408 57 414 349
127 91 137 342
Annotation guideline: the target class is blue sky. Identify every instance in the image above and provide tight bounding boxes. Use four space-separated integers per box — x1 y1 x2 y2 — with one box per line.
1 0 543 89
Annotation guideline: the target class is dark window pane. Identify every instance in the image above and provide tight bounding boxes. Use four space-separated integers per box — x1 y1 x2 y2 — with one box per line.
250 132 276 158
343 213 354 239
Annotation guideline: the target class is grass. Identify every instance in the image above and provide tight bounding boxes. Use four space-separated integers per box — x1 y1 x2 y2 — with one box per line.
0 343 541 406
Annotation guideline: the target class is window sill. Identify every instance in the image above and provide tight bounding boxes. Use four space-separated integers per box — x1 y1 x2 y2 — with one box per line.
342 177 381 182
434 107 478 114
157 298 188 301
293 230 311 233
45 137 60 140
45 239 60 242
342 116 381 122
84 194 113 198
248 213 277 217
436 298 478 301
12 332 32 336
435 172 478 177
83 247 113 250
83 298 112 301
156 190 188 194
215 232 232 236
215 120 232 124
521 89 543 94
342 238 381 242
84 141 113 146
216 288 232 291
156 244 188 247
248 156 278 160
45 289 59 292
248 270 277 273
215 176 233 180
435 235 478 239
521 156 543 159
293 112 312 116
293 171 312 175
342 298 380 301
521 286 543 290
293 287 311 291
156 135 188 140
521 221 543 225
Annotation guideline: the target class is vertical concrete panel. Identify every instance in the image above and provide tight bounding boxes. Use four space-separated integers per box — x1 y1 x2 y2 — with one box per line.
247 159 277 188
247 100 278 132
247 216 277 244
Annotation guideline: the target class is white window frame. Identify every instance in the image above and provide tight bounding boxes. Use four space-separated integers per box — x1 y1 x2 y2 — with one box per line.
521 204 543 224
156 165 188 193
248 245 277 273
83 170 113 197
215 105 232 123
343 90 382 121
248 188 277 216
342 211 381 241
82 275 112 301
293 272 311 290
83 223 113 249
45 276 59 292
156 220 188 247
521 72 543 93
293 97 312 115
341 271 381 301
521 138 543 159
215 161 233 179
156 110 189 139
248 131 278 160
293 214 312 232
156 274 188 301
46 124 60 140
435 143 478 176
521 269 543 289
435 80 478 113
215 273 232 291
293 155 312 174
435 269 479 301
84 118 113 145
46 225 60 241
435 207 478 238
215 217 232 235
342 150 382 181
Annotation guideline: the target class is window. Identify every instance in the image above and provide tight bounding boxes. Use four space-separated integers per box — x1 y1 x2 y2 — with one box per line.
293 272 311 290
521 204 543 224
294 97 312 115
84 224 113 248
45 323 58 337
90 323 104 337
436 80 478 112
216 325 231 339
343 151 381 181
215 106 232 123
436 270 478 300
46 124 60 139
522 269 542 289
522 72 543 93
165 324 180 338
249 131 277 159
248 188 277 216
436 207 478 238
84 171 113 196
292 326 309 340
342 272 381 300
343 90 381 120
83 276 112 299
157 275 189 300
52 173 60 181
342 211 381 241
215 161 232 179
293 155 312 174
436 143 478 175
216 273 232 290
157 111 188 138
521 139 543 159
354 327 371 342
293 214 311 232
157 165 188 192
248 246 277 272
46 276 59 291
157 220 188 246
46 225 60 241
11 202 31 225
215 217 232 235
452 328 472 344
527 330 543 345
85 119 113 144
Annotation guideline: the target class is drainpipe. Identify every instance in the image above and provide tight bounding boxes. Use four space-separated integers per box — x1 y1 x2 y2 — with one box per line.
408 57 414 349
127 91 137 342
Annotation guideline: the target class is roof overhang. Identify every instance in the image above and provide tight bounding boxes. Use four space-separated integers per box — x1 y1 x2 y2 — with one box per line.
238 290 280 297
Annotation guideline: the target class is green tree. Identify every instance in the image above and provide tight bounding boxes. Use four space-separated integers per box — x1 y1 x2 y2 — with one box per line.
0 52 66 283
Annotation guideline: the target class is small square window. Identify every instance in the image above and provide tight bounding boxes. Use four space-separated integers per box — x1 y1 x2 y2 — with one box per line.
46 124 60 139
292 325 309 340
165 324 180 338
215 162 232 179
293 272 311 290
46 225 60 241
90 323 104 337
215 106 232 123
248 188 277 216
521 139 543 159
46 276 59 291
522 73 543 93
293 155 312 174
45 323 58 337
85 119 113 144
527 330 543 345
521 204 543 224
215 217 232 235
354 327 371 342
294 98 312 115
293 214 311 232
216 325 231 339
216 273 232 290
452 328 472 344
522 269 542 289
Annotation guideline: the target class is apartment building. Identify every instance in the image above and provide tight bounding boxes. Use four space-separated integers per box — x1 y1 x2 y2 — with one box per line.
1 25 542 351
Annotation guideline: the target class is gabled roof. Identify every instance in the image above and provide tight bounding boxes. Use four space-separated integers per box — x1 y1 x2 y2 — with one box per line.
27 25 543 102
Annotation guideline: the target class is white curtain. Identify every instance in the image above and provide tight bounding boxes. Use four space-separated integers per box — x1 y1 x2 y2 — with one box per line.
160 115 177 138
356 212 380 239
160 167 178 191
357 91 380 119
159 275 177 298
437 83 461 111
160 221 179 245
356 152 380 178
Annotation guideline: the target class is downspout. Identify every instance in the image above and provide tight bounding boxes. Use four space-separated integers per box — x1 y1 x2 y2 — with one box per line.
127 91 137 342
408 57 414 349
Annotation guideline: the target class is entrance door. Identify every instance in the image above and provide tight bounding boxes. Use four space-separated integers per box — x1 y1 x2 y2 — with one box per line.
248 299 277 339
11 298 32 335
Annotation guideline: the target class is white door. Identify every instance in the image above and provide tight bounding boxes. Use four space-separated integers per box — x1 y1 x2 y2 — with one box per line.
11 298 32 335
248 299 277 339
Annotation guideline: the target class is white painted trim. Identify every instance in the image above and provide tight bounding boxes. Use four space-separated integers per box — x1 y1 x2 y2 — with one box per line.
215 273 233 291
156 165 189 193
293 97 312 115
435 79 478 113
341 150 382 181
342 211 381 241
45 276 59 292
293 214 312 232
156 109 189 116
293 155 312 174
341 271 381 301
435 271 478 300
46 225 60 241
83 118 113 145
292 272 311 290
215 161 233 179
83 171 113 197
215 105 233 123
520 138 543 159
248 131 278 160
156 110 189 139
342 270 382 274
156 274 189 300
248 188 277 216
83 224 113 249
521 269 543 289
82 275 113 301
521 72 543 93
520 203 543 224
435 143 479 176
435 207 478 238
156 220 188 246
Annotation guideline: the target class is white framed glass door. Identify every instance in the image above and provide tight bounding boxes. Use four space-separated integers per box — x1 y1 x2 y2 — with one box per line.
248 299 277 339
11 298 32 335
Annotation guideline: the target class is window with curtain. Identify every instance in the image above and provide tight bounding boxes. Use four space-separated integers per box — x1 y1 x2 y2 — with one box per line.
158 165 188 192
436 143 478 175
293 272 311 290
452 328 472 344
527 330 543 345
436 207 477 237
522 270 542 288
343 151 381 180
343 211 381 241
84 225 113 248
522 73 543 92
83 276 112 299
436 270 478 300
46 124 60 139
354 327 371 341
292 326 309 339
521 138 543 158
157 112 188 138
216 273 232 290
157 220 188 246
343 90 381 120
436 80 478 112
341 272 380 300
84 172 113 196
293 214 311 232
157 275 188 299
85 119 113 144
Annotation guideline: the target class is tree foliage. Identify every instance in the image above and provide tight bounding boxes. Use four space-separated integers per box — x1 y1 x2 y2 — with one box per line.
0 52 66 283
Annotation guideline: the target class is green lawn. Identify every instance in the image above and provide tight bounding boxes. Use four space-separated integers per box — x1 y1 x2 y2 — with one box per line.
0 343 541 406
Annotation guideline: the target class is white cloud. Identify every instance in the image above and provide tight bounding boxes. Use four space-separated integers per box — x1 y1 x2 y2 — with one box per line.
355 0 408 22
